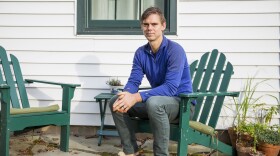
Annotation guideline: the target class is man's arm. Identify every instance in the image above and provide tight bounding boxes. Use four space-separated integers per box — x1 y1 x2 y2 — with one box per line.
139 44 188 101
123 50 144 93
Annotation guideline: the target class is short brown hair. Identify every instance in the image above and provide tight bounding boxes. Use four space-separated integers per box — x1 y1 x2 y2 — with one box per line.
140 7 166 24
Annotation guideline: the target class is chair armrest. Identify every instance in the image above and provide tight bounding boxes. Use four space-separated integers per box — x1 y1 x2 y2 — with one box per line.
25 79 79 113
179 91 239 98
0 84 10 89
25 79 81 88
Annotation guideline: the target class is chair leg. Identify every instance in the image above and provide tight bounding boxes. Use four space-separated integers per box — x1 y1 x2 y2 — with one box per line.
0 124 10 156
177 134 188 156
60 125 70 152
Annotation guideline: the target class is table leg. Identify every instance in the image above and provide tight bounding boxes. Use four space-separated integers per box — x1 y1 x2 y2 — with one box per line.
98 99 108 146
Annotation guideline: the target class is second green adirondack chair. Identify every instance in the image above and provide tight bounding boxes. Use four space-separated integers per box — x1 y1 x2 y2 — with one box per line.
0 46 81 156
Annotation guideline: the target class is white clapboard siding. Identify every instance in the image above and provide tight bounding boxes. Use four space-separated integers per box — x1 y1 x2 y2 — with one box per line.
0 27 75 39
18 64 279 80
10 51 279 66
17 63 278 79
179 27 280 39
176 40 280 53
23 75 151 89
0 14 74 26
10 51 135 64
179 0 280 14
27 100 109 114
179 14 280 27
0 0 279 129
0 39 145 52
189 52 279 66
26 88 102 101
0 1 74 14
1 39 279 52
20 64 132 76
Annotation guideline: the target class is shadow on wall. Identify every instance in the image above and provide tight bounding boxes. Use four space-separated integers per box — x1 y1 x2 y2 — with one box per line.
73 54 114 126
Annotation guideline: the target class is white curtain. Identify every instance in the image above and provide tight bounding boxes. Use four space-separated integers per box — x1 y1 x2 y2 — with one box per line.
91 0 164 20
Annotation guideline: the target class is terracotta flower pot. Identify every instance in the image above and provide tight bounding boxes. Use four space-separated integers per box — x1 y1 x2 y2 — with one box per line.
109 86 123 94
236 143 253 156
258 143 279 156
228 127 238 148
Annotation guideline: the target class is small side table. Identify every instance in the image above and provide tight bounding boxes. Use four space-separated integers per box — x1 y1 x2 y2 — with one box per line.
94 93 119 146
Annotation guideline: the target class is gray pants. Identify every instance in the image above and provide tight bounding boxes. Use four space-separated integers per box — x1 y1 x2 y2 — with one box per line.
109 95 195 156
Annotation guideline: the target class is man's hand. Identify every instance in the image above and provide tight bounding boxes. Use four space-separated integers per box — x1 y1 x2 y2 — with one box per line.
113 92 142 113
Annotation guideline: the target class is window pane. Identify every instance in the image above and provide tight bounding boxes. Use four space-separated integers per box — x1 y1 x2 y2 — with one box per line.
91 0 164 20
116 0 138 20
91 0 115 20
141 0 164 14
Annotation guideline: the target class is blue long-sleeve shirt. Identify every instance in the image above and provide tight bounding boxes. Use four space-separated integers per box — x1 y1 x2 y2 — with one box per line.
124 36 193 102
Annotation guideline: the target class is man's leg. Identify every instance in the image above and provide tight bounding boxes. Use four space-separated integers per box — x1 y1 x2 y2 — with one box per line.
109 95 148 155
145 96 180 156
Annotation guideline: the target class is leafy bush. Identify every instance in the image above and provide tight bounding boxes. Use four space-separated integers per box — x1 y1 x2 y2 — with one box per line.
106 78 122 86
256 124 280 145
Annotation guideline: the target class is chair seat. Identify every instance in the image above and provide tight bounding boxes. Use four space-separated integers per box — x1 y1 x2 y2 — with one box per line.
10 104 59 115
189 121 217 136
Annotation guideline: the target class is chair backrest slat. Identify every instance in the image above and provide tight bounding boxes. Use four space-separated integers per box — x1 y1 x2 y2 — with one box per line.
190 49 234 128
189 60 198 78
0 46 30 108
191 53 210 120
11 54 30 108
191 52 209 92
208 62 233 127
0 47 21 108
199 52 226 124
0 68 5 84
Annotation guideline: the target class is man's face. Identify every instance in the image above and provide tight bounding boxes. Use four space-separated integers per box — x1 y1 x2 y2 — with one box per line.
141 14 166 42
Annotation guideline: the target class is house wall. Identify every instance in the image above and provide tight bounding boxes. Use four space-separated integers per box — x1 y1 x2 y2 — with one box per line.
0 0 279 129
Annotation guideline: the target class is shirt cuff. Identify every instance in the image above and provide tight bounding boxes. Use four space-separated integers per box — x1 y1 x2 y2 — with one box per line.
139 91 150 102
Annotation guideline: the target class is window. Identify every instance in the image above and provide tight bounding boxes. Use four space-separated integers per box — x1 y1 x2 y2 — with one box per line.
77 0 177 35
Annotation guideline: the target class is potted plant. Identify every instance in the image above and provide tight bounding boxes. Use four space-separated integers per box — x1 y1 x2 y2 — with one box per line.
255 105 280 156
256 125 280 156
228 78 278 155
106 77 123 94
228 78 262 149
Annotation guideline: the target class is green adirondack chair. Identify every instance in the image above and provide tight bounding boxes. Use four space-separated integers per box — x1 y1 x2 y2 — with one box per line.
134 49 239 155
0 46 80 156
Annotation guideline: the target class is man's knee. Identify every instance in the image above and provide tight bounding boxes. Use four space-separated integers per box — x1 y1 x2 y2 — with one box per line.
146 96 162 114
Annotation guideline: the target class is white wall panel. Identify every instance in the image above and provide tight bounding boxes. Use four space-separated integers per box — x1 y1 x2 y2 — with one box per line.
228 79 280 92
189 52 279 66
2 39 279 52
0 39 94 51
20 64 132 76
176 40 279 53
179 0 280 13
0 1 74 14
178 27 280 39
24 75 150 89
179 14 280 27
0 14 74 26
233 66 279 79
26 88 104 101
0 27 75 38
11 51 134 64
0 39 144 52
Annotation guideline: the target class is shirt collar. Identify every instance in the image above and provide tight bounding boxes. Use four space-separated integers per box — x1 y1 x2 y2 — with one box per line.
144 35 168 55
